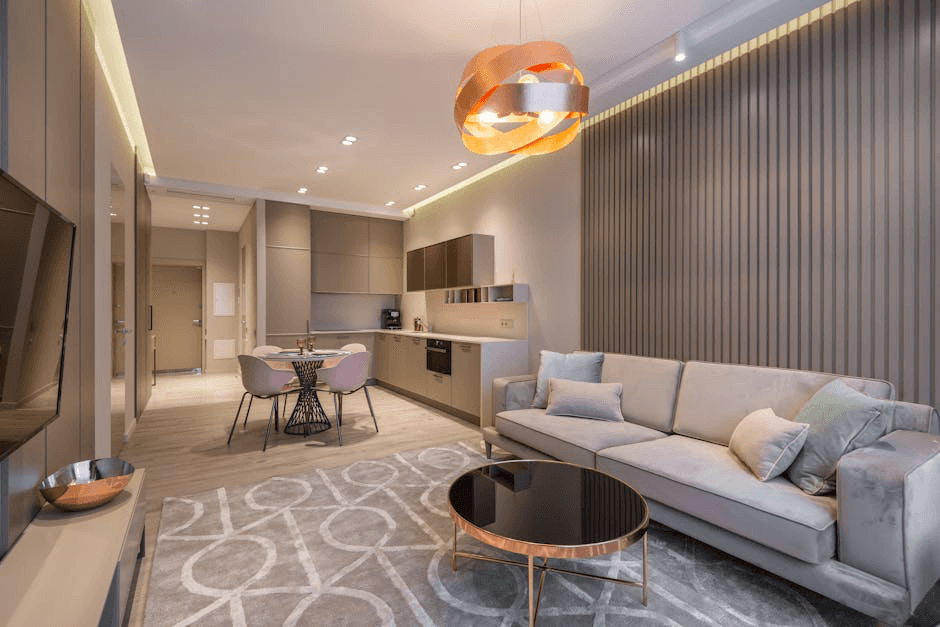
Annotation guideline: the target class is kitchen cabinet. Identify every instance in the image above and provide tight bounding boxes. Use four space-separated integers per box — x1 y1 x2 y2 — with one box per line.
373 333 389 382
451 342 481 416
406 248 425 292
311 211 404 294
404 336 427 397
424 242 446 290
445 234 494 288
311 252 369 293
388 335 406 388
426 372 452 406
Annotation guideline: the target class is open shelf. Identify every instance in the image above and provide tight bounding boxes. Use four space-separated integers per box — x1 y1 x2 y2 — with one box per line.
443 283 528 304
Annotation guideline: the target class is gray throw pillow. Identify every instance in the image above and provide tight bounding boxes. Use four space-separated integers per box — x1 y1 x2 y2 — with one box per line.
786 379 892 495
531 351 604 409
544 378 624 422
729 408 810 481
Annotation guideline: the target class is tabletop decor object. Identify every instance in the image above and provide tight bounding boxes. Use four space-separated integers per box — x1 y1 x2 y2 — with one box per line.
39 458 135 511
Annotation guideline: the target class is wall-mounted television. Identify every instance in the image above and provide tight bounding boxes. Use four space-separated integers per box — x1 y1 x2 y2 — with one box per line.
0 169 76 459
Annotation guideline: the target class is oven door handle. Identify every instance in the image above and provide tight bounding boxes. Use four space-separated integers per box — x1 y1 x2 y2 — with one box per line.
426 347 450 353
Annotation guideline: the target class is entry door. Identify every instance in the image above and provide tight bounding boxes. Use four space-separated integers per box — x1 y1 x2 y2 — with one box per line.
152 265 203 372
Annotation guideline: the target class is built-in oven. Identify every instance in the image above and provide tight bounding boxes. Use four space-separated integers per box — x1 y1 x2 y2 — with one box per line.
426 338 452 375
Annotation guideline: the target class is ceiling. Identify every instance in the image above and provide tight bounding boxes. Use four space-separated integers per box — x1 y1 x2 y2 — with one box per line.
113 0 732 222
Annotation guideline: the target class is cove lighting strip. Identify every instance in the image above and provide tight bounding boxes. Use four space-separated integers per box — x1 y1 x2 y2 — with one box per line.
405 0 858 217
584 0 861 128
82 0 156 176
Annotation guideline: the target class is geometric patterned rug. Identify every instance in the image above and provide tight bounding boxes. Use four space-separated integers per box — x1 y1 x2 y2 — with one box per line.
143 441 885 626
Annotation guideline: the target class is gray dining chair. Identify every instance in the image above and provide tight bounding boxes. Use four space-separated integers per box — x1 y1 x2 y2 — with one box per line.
230 354 296 451
315 350 377 446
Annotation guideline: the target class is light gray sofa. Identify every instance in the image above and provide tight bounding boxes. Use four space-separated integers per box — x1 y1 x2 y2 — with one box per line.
482 354 940 625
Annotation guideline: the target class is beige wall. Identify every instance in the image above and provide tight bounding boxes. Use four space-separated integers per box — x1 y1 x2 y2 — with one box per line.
205 231 238 372
237 202 258 353
149 226 239 372
402 141 582 370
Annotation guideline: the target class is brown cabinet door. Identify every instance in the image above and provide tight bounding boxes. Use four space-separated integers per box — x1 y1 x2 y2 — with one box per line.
424 242 446 290
406 248 425 291
445 235 474 287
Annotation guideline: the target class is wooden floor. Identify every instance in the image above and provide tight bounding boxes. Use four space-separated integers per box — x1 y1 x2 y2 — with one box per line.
121 372 481 626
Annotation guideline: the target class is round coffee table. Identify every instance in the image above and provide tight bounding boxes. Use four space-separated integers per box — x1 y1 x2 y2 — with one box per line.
448 459 649 626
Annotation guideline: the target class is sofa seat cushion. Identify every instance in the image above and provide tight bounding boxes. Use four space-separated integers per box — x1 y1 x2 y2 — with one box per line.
495 409 667 467
597 435 837 564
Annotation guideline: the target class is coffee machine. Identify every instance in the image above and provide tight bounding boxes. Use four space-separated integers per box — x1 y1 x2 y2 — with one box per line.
381 308 401 329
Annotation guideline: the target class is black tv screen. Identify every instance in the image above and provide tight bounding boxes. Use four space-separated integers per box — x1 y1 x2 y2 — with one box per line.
0 170 75 457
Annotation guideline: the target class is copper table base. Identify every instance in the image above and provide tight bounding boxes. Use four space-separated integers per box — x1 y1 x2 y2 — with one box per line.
451 522 648 626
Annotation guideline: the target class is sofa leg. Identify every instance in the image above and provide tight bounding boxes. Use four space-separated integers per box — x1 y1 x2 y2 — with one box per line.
485 442 493 459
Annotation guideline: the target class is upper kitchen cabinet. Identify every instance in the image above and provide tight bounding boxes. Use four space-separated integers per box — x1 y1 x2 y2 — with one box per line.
445 234 493 288
312 211 370 256
424 242 446 290
368 219 403 294
406 248 425 292
407 234 494 292
310 210 403 294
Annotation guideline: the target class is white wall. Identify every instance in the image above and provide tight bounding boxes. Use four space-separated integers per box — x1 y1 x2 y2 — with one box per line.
403 140 582 370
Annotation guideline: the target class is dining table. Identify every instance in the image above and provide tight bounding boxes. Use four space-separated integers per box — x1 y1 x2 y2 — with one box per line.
262 348 350 436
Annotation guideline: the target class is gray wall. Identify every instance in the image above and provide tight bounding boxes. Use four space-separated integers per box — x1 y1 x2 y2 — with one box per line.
582 0 939 407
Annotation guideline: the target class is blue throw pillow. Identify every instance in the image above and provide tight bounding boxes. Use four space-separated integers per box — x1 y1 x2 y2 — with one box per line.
531 351 604 409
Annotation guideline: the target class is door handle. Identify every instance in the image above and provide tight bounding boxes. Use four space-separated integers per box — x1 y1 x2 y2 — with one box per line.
193 319 203 327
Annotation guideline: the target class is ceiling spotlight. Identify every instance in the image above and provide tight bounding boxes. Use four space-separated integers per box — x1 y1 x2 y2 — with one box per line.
342 140 353 146
110 212 117 217
192 205 200 209
452 164 462 170
297 187 308 194
385 201 396 206
316 166 328 173
193 220 200 224
201 221 208 225
202 206 210 210
202 214 209 218
344 135 357 142
413 184 427 191
193 213 201 217
458 162 468 167
674 32 687 62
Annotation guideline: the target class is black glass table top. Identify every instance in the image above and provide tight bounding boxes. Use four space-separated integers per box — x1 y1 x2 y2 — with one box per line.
449 460 648 550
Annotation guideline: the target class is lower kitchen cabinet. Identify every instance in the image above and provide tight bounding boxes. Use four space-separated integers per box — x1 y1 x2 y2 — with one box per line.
388 335 406 388
425 371 452 406
451 342 481 416
404 336 427 397
373 333 389 381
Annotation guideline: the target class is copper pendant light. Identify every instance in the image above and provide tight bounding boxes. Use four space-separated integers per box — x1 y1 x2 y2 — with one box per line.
454 4 589 156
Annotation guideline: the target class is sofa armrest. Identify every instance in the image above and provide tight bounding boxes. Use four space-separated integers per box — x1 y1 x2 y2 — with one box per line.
891 400 940 434
838 430 940 610
493 374 537 415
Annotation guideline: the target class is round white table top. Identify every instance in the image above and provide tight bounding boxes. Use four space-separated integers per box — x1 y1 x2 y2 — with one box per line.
261 349 351 362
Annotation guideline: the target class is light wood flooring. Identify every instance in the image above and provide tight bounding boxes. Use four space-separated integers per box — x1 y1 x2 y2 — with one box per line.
120 372 482 627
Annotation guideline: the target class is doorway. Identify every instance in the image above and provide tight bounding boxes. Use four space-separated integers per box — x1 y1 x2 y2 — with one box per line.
152 265 204 373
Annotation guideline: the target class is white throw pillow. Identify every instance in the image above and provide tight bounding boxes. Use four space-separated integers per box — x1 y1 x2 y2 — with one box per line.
729 408 810 481
544 378 624 422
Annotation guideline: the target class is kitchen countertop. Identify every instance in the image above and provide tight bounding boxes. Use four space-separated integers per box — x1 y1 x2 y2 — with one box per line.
306 329 526 344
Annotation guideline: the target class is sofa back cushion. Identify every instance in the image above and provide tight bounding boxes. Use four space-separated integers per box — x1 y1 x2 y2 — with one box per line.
672 361 894 446
581 353 683 432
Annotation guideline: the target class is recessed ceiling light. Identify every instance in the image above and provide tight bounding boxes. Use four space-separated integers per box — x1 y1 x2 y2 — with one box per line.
341 140 353 146
316 166 328 173
452 164 462 170
193 220 200 224
413 184 427 191
193 213 201 217
202 214 209 218
385 201 396 206
110 212 117 217
298 187 308 194
192 204 200 209
458 162 467 167
674 32 687 62
344 136 357 142
201 221 208 225
202 206 210 210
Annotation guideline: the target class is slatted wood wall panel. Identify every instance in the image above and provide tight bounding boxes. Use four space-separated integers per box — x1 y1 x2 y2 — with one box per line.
582 0 939 406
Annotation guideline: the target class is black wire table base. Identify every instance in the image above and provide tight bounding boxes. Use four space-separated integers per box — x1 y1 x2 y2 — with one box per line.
283 359 332 436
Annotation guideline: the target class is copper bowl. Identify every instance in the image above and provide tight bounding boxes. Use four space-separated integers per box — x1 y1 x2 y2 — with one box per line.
39 458 135 511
